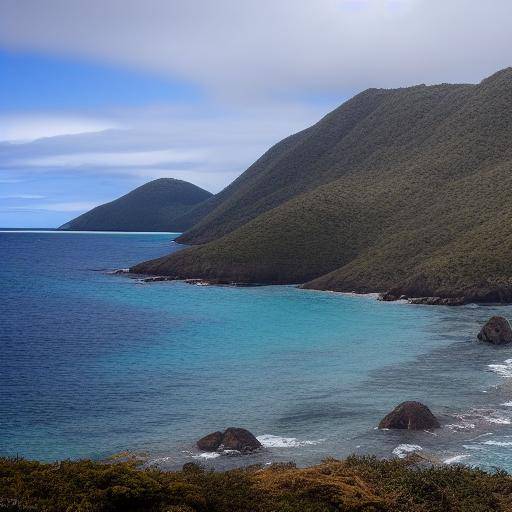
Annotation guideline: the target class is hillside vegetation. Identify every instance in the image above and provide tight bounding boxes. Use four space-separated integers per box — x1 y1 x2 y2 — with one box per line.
60 178 212 232
2 456 512 511
133 69 512 302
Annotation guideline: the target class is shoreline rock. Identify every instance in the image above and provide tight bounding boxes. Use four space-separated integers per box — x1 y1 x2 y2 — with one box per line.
196 427 262 453
477 316 512 345
141 276 178 283
379 401 440 430
408 296 465 306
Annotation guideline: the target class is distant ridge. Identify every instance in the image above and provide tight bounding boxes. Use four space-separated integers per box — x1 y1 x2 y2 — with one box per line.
60 178 212 232
132 68 512 303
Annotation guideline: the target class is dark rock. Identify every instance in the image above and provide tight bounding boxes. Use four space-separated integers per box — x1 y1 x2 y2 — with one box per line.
142 276 177 283
379 292 400 302
221 427 262 452
196 431 223 451
379 401 440 430
185 278 210 286
111 268 130 275
477 316 512 345
408 296 465 306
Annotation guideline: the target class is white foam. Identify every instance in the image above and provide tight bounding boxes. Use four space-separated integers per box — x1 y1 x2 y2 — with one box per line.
192 452 221 459
392 444 422 458
482 440 512 447
446 422 476 431
485 416 511 425
256 434 324 448
502 401 512 407
443 454 470 464
488 359 512 378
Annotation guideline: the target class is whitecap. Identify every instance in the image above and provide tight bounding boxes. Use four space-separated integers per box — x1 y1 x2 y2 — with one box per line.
192 452 221 459
482 440 512 447
485 416 511 425
502 401 512 407
392 444 422 458
256 434 324 448
446 422 476 431
488 359 512 378
443 454 470 464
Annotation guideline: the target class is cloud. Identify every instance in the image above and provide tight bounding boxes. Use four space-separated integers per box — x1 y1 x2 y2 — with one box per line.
0 0 510 100
0 101 326 192
0 194 45 199
15 149 205 168
0 115 118 142
5 201 100 212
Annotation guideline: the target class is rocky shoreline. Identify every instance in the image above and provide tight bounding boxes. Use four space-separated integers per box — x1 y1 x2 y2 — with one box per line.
124 269 512 306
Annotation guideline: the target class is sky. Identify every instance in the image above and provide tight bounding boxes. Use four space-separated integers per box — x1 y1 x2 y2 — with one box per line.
0 0 511 227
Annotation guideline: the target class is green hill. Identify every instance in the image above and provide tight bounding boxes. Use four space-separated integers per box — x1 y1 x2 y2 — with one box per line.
60 178 212 232
132 68 512 302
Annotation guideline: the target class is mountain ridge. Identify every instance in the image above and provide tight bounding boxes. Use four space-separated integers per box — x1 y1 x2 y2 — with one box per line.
60 178 212 232
132 68 512 303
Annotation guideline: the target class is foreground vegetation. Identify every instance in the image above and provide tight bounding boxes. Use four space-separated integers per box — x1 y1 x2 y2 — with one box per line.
133 68 512 302
2 455 512 511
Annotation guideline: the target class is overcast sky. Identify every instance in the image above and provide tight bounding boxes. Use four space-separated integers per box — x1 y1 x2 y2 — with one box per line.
1 0 511 227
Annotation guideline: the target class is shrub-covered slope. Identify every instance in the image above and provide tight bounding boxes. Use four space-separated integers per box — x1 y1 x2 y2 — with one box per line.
2 456 512 512
133 69 512 301
60 178 212 232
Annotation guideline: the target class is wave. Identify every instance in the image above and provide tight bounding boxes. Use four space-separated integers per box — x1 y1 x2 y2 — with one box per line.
256 434 324 448
488 359 512 378
192 452 222 459
448 409 512 429
482 440 512 447
446 421 476 431
443 454 470 464
392 444 422 458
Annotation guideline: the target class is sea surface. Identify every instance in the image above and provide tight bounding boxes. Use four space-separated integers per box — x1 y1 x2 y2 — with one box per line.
3 230 512 471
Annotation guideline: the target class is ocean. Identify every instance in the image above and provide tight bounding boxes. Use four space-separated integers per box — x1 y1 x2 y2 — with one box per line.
2 230 512 471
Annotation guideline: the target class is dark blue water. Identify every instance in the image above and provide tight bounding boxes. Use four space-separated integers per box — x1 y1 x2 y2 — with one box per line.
3 231 512 470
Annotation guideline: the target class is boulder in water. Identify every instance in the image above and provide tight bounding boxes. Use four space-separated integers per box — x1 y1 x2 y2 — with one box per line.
196 431 223 451
196 427 261 452
221 427 262 452
477 316 512 345
379 401 440 430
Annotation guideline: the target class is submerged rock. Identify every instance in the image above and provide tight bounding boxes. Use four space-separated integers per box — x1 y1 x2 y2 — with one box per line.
379 401 440 430
196 427 261 453
477 316 512 345
196 431 223 451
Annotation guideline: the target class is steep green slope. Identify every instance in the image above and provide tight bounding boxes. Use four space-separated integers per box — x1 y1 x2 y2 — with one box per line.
133 69 512 302
60 178 212 232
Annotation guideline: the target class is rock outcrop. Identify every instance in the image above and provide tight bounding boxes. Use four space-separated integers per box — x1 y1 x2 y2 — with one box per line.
408 296 465 306
221 428 262 452
196 427 261 453
379 401 440 430
196 431 223 451
477 316 512 345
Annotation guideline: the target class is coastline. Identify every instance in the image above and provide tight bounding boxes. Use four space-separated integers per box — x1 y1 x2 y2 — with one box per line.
126 269 506 307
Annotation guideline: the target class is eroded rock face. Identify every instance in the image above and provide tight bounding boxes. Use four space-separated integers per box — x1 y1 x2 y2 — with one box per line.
477 316 512 345
221 428 262 452
378 401 440 430
196 428 261 452
196 431 223 451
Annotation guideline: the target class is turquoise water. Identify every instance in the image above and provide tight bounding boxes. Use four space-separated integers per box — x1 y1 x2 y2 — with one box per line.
3 231 512 470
